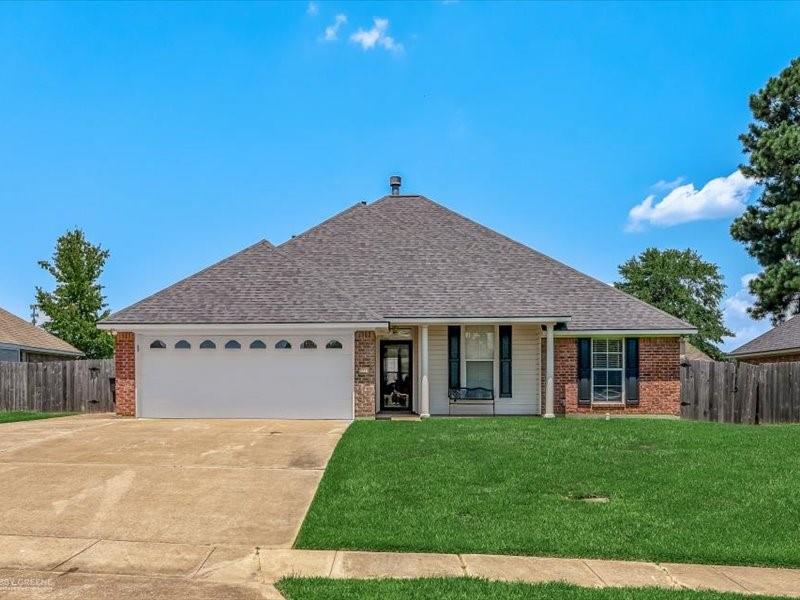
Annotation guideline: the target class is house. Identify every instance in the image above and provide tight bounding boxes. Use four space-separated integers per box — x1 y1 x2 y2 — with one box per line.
680 340 713 362
0 307 82 362
100 177 695 419
729 315 800 364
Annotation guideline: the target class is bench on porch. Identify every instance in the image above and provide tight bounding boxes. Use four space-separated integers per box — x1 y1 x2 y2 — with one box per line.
447 387 495 416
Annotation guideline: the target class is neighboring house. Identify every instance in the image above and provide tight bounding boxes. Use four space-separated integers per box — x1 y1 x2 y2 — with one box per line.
100 177 695 419
0 307 82 362
729 316 800 364
680 340 713 363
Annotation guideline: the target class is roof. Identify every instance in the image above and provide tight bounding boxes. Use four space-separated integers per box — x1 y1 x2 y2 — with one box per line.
681 340 713 362
0 307 82 355
104 194 695 332
730 315 800 357
104 240 384 325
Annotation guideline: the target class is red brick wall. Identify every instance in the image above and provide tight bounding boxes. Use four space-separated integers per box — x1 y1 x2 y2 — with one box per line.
540 338 577 414
740 352 800 364
354 330 376 418
543 336 681 415
115 332 136 417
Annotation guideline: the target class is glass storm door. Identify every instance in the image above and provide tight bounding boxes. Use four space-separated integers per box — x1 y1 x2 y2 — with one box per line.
380 341 413 411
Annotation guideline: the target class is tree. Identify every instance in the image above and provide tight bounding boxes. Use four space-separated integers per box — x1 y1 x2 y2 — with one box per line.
35 229 114 359
615 248 732 359
731 57 800 324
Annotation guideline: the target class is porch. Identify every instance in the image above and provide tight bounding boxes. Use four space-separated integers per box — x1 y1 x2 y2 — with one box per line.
371 319 561 418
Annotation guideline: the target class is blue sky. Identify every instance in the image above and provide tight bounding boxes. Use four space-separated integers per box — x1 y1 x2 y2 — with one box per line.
1 1 798 351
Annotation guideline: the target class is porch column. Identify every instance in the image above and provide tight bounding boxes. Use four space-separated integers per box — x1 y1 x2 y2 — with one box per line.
420 325 430 418
544 323 555 418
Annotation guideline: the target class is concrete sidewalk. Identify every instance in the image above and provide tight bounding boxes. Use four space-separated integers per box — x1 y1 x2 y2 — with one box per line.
2 535 800 599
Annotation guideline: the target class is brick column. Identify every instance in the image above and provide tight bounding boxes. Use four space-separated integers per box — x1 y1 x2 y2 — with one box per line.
354 330 376 418
639 337 680 415
115 332 136 417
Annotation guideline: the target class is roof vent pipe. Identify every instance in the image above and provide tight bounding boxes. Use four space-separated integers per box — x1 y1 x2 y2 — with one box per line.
389 175 402 196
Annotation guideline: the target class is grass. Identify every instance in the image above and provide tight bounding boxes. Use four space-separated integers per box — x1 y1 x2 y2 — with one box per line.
295 418 800 567
0 411 76 424
277 578 784 600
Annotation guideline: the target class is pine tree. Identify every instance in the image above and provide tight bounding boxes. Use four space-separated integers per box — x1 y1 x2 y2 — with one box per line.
731 57 800 323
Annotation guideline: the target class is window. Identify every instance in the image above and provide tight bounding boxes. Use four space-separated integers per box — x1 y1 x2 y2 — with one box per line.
149 340 166 349
300 339 317 349
465 325 494 391
249 340 266 349
592 338 623 402
499 325 512 398
275 339 291 349
0 348 19 362
325 339 343 349
225 340 241 349
174 340 191 349
199 340 216 349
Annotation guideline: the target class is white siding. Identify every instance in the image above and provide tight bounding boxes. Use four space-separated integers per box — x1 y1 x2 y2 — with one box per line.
501 324 540 415
429 326 449 415
428 324 540 416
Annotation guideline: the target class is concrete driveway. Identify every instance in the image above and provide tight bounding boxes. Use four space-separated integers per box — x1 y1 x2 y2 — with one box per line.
0 414 347 599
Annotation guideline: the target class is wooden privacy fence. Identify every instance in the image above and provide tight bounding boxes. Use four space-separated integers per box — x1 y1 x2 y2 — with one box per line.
681 359 800 424
0 359 115 413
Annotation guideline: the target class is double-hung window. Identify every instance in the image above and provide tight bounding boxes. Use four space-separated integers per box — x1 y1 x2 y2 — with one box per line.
464 325 494 391
591 338 623 402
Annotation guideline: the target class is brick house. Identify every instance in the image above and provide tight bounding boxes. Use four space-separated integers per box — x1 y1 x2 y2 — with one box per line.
729 316 800 364
100 177 694 419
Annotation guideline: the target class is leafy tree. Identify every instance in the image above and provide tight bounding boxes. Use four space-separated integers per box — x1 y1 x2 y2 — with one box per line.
731 57 800 324
615 248 732 359
35 229 114 359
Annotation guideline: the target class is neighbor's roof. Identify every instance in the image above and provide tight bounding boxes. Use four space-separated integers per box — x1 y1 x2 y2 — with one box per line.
681 340 713 362
730 315 800 357
0 307 82 355
104 194 694 332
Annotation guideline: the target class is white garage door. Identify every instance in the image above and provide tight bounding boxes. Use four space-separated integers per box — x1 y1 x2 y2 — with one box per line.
137 332 354 419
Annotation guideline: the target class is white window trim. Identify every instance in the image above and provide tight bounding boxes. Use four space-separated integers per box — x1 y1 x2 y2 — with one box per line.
461 325 496 392
591 337 625 405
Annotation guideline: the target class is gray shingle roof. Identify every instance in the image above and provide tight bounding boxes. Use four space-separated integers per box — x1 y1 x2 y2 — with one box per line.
104 240 384 324
105 194 694 332
730 316 800 356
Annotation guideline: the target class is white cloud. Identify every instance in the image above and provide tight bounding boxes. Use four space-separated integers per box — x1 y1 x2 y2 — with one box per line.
306 1 319 16
626 170 757 232
322 14 347 42
721 273 771 352
650 176 685 193
350 17 403 53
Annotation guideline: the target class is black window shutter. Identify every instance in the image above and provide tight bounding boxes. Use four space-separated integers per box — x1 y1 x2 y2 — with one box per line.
625 338 639 405
577 338 591 405
499 325 512 398
448 326 461 390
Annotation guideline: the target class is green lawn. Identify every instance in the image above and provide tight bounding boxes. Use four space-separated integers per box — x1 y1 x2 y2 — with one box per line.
0 411 76 424
277 578 782 600
295 418 800 567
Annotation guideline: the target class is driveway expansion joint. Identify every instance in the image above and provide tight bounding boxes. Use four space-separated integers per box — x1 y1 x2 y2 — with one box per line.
48 538 101 572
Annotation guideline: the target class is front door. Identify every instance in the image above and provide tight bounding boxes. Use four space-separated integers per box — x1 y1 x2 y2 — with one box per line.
380 340 413 411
